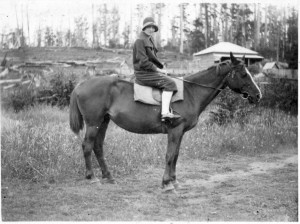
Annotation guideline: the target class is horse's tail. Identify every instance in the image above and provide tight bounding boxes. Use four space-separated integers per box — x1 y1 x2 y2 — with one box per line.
69 90 84 134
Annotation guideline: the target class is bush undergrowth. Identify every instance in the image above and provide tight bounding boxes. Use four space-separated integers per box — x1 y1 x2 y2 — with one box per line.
1 104 297 183
1 72 77 112
259 78 298 115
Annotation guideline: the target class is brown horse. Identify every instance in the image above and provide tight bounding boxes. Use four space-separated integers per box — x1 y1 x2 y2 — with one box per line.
69 52 261 191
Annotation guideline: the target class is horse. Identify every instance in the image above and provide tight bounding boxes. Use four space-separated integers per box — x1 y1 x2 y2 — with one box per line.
69 52 262 191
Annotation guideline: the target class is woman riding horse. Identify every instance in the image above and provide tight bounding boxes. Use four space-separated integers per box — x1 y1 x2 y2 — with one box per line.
70 41 262 191
133 17 180 120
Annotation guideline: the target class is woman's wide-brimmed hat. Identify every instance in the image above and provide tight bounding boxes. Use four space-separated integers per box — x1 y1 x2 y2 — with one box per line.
142 17 158 32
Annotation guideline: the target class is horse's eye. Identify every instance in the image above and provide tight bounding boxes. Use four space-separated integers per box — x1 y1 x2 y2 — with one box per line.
242 71 247 77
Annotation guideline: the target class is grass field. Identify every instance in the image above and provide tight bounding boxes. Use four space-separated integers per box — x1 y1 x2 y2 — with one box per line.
0 47 297 184
1 104 297 183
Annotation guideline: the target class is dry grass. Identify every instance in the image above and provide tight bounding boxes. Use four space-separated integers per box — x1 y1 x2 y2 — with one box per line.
1 104 297 183
182 108 297 158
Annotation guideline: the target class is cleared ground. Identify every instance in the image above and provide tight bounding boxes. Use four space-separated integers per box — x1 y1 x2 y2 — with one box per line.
2 151 297 221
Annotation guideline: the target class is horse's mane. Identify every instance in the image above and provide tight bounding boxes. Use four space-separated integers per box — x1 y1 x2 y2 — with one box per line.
185 60 232 84
205 60 232 75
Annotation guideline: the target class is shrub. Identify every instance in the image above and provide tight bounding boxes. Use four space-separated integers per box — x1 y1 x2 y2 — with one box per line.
39 72 77 107
259 78 298 115
1 85 36 112
209 76 298 126
1 72 77 112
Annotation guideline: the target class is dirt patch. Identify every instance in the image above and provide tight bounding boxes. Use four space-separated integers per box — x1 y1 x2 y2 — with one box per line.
2 152 298 221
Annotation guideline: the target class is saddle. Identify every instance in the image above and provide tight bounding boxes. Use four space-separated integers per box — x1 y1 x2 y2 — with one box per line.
133 78 184 105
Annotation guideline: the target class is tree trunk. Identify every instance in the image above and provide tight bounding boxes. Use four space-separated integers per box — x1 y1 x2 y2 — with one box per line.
263 4 268 47
199 3 203 35
130 3 133 47
92 4 95 48
254 3 261 51
240 4 246 47
213 4 218 43
171 17 176 47
26 4 30 46
156 4 162 49
276 16 280 62
282 8 286 59
21 4 25 47
199 3 202 21
205 4 209 48
224 5 228 42
179 4 184 53
103 4 107 47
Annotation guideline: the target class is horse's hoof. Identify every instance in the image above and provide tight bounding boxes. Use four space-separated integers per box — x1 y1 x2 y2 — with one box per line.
162 182 175 192
103 178 116 184
90 178 101 184
172 180 180 189
85 171 94 180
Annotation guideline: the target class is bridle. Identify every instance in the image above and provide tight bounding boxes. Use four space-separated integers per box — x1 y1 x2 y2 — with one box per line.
169 61 241 91
171 76 224 91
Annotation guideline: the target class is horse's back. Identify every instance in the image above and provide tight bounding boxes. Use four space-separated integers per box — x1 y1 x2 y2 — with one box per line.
74 76 136 120
75 76 118 96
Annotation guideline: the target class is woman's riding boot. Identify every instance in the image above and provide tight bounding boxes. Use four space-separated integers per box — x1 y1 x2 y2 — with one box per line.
161 91 181 120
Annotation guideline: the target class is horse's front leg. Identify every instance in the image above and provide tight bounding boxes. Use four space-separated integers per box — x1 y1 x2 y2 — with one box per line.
170 134 183 189
162 126 184 191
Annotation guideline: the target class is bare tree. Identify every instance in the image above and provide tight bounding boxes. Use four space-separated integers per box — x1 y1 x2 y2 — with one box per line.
204 3 209 48
122 23 130 48
26 3 30 46
109 5 120 47
36 24 42 47
179 3 184 53
92 4 95 48
170 16 178 48
150 3 165 49
74 16 89 47
221 4 229 42
254 3 261 50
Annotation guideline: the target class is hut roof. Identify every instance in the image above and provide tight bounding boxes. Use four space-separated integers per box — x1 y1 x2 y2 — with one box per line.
193 42 262 58
263 62 280 70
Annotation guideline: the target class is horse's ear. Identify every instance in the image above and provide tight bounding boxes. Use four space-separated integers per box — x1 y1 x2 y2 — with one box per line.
230 52 236 63
242 54 245 62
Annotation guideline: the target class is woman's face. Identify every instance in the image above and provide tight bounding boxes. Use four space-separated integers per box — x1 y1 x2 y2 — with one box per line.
144 26 155 36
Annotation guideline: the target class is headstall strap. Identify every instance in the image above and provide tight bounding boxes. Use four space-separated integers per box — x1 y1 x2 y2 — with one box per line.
231 70 235 79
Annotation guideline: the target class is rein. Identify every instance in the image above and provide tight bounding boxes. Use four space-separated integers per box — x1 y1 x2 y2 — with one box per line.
168 62 235 91
171 76 224 91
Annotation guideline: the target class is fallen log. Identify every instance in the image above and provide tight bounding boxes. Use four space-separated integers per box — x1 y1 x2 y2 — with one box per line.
3 84 16 90
0 78 22 85
58 60 87 66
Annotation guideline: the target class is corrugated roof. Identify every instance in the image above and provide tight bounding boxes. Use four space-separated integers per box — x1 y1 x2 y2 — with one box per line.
193 42 260 56
213 53 264 60
263 62 279 70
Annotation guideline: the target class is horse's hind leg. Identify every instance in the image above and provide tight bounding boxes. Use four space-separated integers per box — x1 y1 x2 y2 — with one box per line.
93 114 115 183
82 125 98 180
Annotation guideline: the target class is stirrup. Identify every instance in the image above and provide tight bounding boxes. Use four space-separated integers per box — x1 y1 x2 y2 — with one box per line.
161 112 181 121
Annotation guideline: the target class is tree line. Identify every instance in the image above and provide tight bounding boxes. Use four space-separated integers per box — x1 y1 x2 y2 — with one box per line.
1 3 298 67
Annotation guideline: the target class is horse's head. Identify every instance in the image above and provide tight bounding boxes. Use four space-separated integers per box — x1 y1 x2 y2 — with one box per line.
226 52 262 104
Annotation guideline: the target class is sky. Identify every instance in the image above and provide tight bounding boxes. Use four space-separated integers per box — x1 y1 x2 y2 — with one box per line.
0 0 298 46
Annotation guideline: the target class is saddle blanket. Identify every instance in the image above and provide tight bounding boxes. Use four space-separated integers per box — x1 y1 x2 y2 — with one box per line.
134 77 184 105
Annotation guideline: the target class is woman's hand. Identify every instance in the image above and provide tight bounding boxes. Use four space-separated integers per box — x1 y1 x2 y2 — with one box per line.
157 68 168 75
